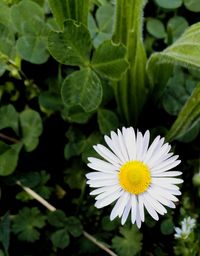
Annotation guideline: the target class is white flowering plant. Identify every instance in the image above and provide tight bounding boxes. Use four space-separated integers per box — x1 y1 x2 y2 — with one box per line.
0 0 199 255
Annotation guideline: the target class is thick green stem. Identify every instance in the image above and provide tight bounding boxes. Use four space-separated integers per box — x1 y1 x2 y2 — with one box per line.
113 0 147 124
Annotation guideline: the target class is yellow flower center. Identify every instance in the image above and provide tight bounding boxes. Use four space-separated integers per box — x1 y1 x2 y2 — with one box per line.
119 161 151 195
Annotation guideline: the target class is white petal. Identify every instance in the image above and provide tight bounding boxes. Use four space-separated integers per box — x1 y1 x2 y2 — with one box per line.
152 157 180 173
143 196 159 221
123 127 136 160
131 194 137 224
121 197 132 225
147 187 176 208
152 177 183 185
143 136 163 163
86 172 116 180
94 144 122 167
87 178 119 187
152 171 182 177
140 130 150 161
135 202 142 228
151 179 180 190
95 189 123 208
90 185 120 195
95 186 121 200
117 129 129 162
150 185 180 201
135 131 143 160
110 192 129 220
88 157 119 173
104 134 125 163
147 143 171 168
138 194 145 222
144 192 167 215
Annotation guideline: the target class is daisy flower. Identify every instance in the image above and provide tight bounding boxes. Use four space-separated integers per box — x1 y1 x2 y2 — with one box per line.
86 127 183 228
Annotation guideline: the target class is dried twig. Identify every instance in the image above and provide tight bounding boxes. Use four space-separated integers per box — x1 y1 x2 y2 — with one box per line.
17 181 117 256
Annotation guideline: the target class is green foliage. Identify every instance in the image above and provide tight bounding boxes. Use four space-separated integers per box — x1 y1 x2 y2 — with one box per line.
48 0 89 29
0 213 10 254
183 0 200 12
51 228 70 249
16 171 52 201
91 40 129 80
0 142 22 176
160 219 174 235
0 104 18 133
61 68 102 112
162 68 196 116
154 0 182 9
48 210 83 250
167 16 188 42
12 207 46 242
88 3 115 47
11 0 50 64
97 108 119 134
48 20 92 66
19 109 43 152
112 225 143 256
147 18 166 39
166 83 200 141
113 0 148 123
148 22 200 86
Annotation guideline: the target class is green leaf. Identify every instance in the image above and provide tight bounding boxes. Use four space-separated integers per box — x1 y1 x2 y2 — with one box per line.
19 109 43 152
48 20 92 66
51 228 70 249
64 140 86 160
82 132 102 163
113 0 148 123
48 0 89 29
92 3 115 47
61 106 93 124
166 83 200 141
177 122 200 142
66 217 83 237
162 68 196 116
39 91 63 112
16 35 49 64
11 0 49 64
47 210 67 228
64 161 85 190
0 1 11 26
147 22 200 83
0 24 15 57
154 0 182 9
160 219 174 235
34 170 52 199
12 207 46 242
0 212 10 254
112 225 143 256
167 16 189 43
96 3 114 34
11 0 44 35
97 109 119 134
184 0 200 12
91 40 129 80
61 68 102 112
0 23 16 75
0 141 22 176
101 216 119 231
146 18 166 39
0 104 19 133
